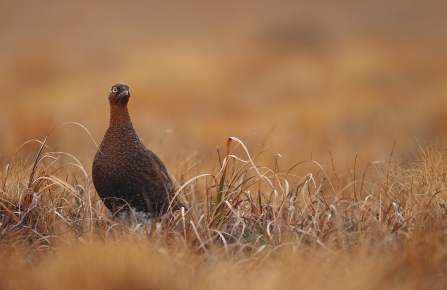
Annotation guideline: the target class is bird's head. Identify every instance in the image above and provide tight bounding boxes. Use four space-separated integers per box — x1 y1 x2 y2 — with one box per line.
108 83 130 106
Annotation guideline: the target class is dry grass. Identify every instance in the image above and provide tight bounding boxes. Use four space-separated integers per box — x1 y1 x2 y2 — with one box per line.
1 135 446 289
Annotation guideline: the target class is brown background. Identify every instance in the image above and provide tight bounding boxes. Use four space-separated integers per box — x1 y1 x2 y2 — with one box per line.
1 0 447 174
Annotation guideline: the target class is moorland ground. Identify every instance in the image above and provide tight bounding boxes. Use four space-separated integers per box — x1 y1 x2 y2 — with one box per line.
1 139 447 289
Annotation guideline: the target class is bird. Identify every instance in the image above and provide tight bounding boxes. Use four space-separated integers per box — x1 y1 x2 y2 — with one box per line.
92 83 174 218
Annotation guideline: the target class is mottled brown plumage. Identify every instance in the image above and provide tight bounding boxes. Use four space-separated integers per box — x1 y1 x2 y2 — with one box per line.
92 83 173 217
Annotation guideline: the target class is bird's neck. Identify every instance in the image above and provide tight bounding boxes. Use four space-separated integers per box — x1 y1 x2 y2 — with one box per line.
109 105 132 127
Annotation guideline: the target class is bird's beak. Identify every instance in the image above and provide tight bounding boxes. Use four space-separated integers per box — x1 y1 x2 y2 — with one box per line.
123 90 129 96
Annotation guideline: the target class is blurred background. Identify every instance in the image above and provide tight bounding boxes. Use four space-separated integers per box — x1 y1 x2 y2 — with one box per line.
1 0 447 174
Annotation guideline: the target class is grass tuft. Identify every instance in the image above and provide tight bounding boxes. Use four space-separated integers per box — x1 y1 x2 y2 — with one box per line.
1 136 447 289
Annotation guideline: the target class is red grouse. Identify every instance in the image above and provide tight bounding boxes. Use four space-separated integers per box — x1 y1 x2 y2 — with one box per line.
92 83 173 217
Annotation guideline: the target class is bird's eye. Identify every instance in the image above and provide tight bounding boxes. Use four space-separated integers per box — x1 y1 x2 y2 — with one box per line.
112 87 118 93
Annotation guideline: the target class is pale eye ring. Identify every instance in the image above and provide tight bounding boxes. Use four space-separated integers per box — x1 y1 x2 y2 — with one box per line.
112 87 118 93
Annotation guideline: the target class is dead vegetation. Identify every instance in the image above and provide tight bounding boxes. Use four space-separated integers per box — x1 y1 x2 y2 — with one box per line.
1 134 446 289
